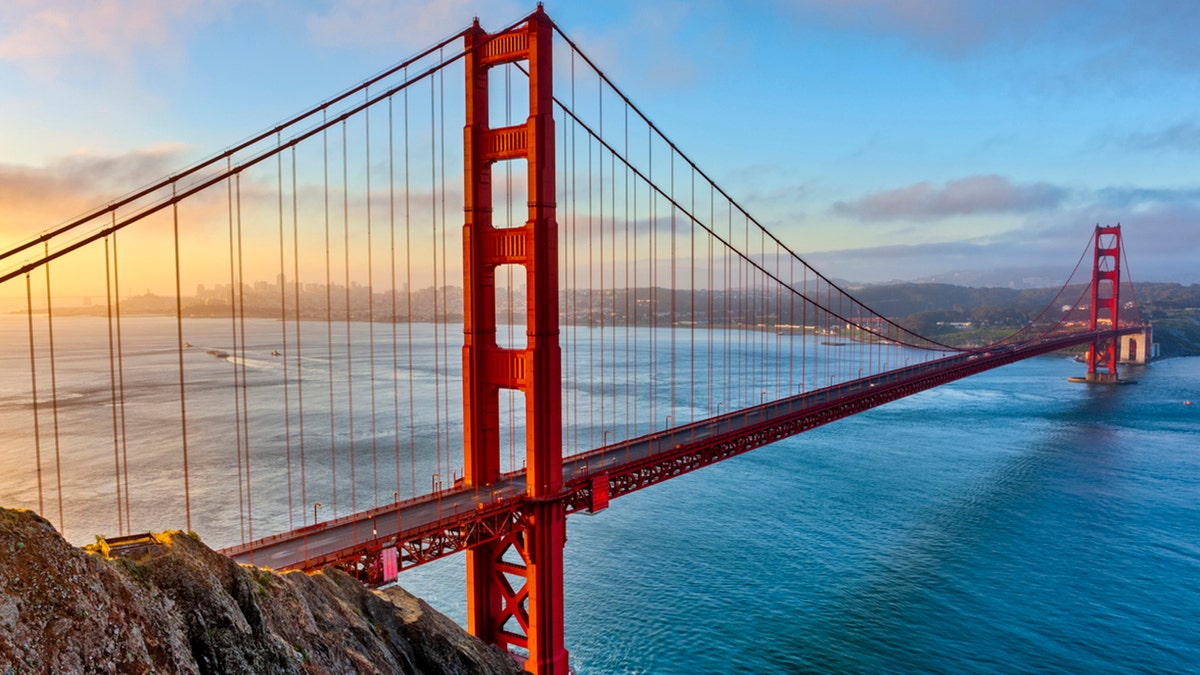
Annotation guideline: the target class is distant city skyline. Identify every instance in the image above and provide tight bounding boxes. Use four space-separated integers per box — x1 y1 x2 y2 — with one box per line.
2 1 1198 286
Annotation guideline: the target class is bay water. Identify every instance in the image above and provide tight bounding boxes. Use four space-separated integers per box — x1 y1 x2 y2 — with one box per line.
1 315 1197 672
403 354 1200 673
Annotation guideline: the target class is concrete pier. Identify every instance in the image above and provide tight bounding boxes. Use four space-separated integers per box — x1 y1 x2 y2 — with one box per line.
1118 325 1157 365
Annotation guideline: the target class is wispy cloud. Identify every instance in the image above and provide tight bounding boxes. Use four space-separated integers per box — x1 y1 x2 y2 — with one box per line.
0 0 221 76
0 145 189 243
775 0 1200 84
1113 119 1200 154
775 0 1077 56
833 175 1064 221
304 0 525 53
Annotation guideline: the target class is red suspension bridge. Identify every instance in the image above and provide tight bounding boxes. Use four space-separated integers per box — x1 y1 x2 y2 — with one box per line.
0 8 1148 674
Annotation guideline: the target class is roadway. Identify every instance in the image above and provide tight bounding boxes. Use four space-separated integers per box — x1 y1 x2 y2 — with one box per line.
222 328 1134 572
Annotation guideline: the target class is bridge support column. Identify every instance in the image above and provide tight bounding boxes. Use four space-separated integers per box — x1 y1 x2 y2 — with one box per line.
1118 325 1154 364
1082 224 1122 383
462 8 568 674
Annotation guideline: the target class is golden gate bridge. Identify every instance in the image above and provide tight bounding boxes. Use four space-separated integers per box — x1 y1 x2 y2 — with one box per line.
0 7 1148 674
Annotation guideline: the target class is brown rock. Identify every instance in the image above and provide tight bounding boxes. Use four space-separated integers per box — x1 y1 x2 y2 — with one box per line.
0 507 525 674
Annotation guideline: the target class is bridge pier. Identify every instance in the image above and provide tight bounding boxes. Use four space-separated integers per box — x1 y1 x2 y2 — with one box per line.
1118 325 1156 365
1069 371 1125 384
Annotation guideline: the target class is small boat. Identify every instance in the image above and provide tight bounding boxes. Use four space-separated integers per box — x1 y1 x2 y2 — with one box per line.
206 350 230 359
183 342 192 348
271 350 281 357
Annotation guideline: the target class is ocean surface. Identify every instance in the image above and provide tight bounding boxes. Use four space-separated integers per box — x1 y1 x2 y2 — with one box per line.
398 354 1200 674
1 315 1198 672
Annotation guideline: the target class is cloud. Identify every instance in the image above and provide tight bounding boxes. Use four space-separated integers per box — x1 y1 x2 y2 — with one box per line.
774 0 1200 84
1114 119 1200 154
775 0 1078 56
304 0 526 53
0 145 191 244
833 175 1064 221
0 0 221 76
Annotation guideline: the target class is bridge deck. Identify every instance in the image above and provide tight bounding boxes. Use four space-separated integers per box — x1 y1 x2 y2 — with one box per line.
221 329 1137 574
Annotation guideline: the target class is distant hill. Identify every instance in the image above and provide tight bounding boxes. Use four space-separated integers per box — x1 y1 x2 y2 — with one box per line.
852 281 1200 319
850 283 1058 318
855 281 1200 356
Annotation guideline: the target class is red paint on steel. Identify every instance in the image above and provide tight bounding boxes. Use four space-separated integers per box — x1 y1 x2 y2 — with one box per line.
461 8 568 673
1087 225 1122 376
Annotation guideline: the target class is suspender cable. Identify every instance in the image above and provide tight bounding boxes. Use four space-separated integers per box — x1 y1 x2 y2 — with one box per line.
323 113 338 519
112 230 130 530
405 75 416 498
172 194 193 533
235 174 254 544
291 146 308 526
43 247 65 533
672 148 681 425
366 93 380 509
388 95 401 501
438 55 451 483
588 123 595 449
430 74 443 493
25 274 44 517
226 166 245 542
342 120 357 515
623 105 631 447
276 136 294 531
104 239 124 536
570 49 579 455
689 166 695 421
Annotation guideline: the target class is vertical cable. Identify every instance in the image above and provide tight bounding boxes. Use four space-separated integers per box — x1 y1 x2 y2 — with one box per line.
610 144 617 443
172 194 192 532
276 136 293 531
430 73 443 492
570 50 578 455
342 120 357 514
438 54 450 482
689 166 695 422
25 274 45 516
104 239 124 535
588 123 595 449
291 146 308 526
388 95 401 501
112 229 130 530
648 124 656 431
405 73 416 497
700 182 710 410
623 103 631 442
43 246 65 533
669 150 676 426
365 93 380 509
235 174 253 542
227 164 245 541
323 113 337 519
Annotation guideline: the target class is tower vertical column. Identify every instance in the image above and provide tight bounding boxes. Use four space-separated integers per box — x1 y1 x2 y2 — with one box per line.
1086 224 1122 383
462 7 567 674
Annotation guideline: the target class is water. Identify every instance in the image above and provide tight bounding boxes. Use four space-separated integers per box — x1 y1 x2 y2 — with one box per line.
2 315 1198 672
399 355 1200 673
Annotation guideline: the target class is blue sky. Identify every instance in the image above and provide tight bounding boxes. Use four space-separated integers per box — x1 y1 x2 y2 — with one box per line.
2 0 1197 286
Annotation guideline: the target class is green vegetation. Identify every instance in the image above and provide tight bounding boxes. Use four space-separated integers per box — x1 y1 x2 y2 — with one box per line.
863 282 1200 355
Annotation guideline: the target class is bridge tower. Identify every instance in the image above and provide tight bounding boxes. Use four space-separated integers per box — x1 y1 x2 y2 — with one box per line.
462 7 568 674
1084 224 1122 383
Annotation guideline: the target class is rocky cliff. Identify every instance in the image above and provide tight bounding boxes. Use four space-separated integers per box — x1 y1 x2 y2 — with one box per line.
0 507 525 674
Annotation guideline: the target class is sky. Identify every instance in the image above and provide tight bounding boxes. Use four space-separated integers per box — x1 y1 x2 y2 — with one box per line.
1 0 1198 289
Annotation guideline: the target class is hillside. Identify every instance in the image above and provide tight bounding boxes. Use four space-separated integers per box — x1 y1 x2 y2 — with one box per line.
855 282 1200 356
0 507 524 675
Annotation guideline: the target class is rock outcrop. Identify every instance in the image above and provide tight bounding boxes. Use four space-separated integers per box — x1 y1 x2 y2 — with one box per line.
0 507 525 674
